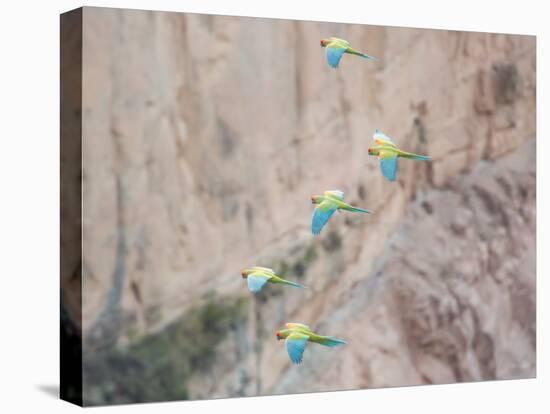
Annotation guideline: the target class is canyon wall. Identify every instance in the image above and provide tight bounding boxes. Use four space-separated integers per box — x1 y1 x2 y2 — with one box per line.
72 7 535 405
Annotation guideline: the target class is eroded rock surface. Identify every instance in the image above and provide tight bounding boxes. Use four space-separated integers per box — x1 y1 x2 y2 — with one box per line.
73 7 536 405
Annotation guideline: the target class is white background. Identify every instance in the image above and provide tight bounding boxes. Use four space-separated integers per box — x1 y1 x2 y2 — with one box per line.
0 0 546 412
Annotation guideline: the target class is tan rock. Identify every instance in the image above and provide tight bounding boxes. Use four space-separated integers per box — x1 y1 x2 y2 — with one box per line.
68 7 535 405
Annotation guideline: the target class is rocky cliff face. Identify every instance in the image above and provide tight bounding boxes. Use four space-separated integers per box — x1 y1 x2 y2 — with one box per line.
75 7 535 405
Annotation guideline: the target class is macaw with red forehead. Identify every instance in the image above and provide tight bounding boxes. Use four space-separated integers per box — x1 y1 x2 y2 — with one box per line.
320 37 377 68
275 323 347 364
241 266 304 293
368 129 431 182
310 190 371 235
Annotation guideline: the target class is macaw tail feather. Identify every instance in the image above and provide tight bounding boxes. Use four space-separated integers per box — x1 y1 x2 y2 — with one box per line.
358 52 378 61
401 152 431 161
349 49 378 61
344 206 372 214
318 336 347 347
280 279 305 289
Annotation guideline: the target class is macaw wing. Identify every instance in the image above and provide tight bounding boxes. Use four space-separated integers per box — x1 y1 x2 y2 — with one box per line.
285 332 310 364
247 273 271 293
312 201 337 235
324 190 344 200
325 45 347 68
286 322 313 332
373 129 397 147
379 152 398 182
330 37 350 47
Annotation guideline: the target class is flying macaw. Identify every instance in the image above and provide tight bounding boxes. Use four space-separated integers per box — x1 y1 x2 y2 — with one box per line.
320 37 377 68
367 129 431 182
275 322 347 364
241 266 304 293
311 190 371 235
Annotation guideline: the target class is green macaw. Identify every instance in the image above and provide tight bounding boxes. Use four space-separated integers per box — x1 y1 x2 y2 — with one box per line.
276 322 347 364
311 190 371 235
241 266 304 293
320 37 377 68
368 129 431 182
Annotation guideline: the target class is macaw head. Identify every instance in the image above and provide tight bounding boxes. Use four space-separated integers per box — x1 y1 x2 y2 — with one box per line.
275 329 291 340
367 147 379 156
320 39 329 48
241 268 251 278
311 195 323 204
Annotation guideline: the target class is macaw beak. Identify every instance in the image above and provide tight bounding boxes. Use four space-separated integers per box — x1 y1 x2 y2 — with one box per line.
275 331 281 340
311 197 315 204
